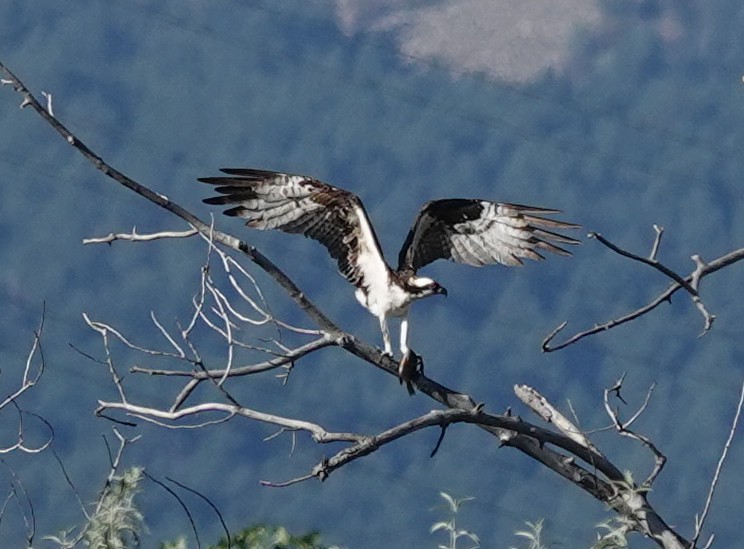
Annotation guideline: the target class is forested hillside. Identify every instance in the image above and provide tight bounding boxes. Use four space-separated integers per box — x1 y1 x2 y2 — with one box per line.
1 1 743 547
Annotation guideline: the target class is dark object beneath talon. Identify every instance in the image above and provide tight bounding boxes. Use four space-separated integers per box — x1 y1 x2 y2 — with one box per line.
398 350 424 395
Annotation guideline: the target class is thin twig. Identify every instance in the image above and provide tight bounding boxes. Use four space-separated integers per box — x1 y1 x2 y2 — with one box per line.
51 448 90 520
1 462 36 545
590 232 698 295
0 308 46 412
166 476 231 548
144 471 201 549
690 380 744 548
603 378 666 487
649 225 664 261
130 334 336 379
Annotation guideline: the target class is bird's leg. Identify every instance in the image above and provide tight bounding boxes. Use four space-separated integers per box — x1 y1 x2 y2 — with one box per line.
397 313 420 394
399 314 410 356
379 315 393 356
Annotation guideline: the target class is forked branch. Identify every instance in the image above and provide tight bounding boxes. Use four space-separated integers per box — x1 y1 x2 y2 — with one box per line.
1 59 691 549
0 308 53 455
603 375 666 487
542 228 744 351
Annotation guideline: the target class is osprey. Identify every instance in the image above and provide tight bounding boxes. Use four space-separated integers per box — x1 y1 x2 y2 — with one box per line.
200 168 579 367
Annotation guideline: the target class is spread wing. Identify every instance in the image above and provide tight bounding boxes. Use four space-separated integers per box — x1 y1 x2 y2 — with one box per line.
199 168 391 289
398 199 580 272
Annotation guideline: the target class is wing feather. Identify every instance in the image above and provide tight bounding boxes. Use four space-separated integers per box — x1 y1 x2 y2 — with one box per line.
200 169 390 289
398 199 580 272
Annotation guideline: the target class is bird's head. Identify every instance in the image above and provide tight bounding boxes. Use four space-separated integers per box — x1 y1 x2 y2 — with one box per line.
406 276 448 298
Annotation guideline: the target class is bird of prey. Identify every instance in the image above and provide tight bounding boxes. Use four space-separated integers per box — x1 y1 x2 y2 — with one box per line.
200 168 579 373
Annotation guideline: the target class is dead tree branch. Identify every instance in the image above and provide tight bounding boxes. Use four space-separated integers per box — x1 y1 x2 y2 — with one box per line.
83 228 199 245
0 60 339 335
515 384 604 459
690 380 744 549
543 228 744 351
1 59 692 549
0 464 36 546
0 309 53 455
88 299 687 547
603 376 666 487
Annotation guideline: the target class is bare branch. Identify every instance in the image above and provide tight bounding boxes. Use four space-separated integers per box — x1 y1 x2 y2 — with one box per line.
165 476 231 548
515 384 603 457
51 447 90 520
143 471 201 549
689 254 716 334
83 227 199 244
260 473 315 488
690 380 744 548
184 246 213 338
130 333 336 379
603 377 666 487
83 313 190 363
0 309 45 412
150 311 187 357
590 231 698 294
0 407 54 455
649 225 664 261
98 400 366 443
0 59 341 334
295 408 492 485
171 379 202 413
1 462 36 545
1 59 692 549
98 396 627 491
690 254 707 291
83 314 128 404
622 382 656 431
543 241 744 351
0 309 53 455
40 90 53 115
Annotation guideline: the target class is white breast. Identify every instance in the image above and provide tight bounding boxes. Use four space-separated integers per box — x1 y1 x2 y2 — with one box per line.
351 202 413 318
355 278 411 318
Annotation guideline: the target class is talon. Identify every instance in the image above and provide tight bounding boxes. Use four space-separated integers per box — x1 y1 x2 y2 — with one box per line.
398 349 423 395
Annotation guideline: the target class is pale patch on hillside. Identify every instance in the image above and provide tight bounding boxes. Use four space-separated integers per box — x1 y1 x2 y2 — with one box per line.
334 0 600 82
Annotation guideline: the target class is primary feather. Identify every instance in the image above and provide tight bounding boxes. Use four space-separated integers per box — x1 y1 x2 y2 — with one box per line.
199 168 389 290
398 199 580 271
200 168 580 360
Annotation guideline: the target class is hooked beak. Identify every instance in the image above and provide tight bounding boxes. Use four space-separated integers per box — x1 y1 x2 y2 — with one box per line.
437 286 448 297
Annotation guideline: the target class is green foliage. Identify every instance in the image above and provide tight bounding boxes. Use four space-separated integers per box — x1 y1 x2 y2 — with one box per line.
590 519 631 549
508 517 633 548
430 492 480 549
43 467 144 549
84 467 145 549
204 524 341 549
510 519 549 549
42 529 78 549
160 539 188 549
